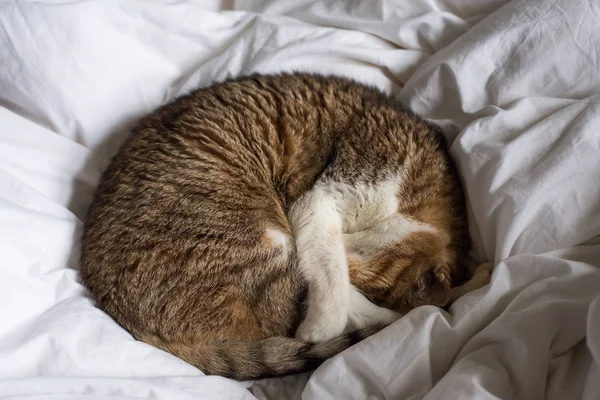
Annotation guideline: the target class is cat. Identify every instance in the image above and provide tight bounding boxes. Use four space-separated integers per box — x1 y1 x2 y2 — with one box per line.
80 72 493 381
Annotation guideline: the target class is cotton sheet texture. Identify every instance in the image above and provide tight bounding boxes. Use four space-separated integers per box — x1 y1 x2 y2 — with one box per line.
1 0 599 399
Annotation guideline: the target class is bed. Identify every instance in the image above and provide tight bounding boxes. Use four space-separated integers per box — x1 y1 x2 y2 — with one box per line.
1 0 599 399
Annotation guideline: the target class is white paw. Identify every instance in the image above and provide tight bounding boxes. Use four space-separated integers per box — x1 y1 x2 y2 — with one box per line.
295 304 349 342
346 287 402 331
347 307 402 331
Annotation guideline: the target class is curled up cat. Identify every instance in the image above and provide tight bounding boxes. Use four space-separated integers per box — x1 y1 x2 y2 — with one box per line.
80 73 493 380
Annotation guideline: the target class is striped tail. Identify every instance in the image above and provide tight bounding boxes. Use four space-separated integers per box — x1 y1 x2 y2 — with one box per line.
147 325 385 381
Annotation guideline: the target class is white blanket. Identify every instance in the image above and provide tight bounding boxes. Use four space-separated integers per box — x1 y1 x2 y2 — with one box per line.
1 0 599 399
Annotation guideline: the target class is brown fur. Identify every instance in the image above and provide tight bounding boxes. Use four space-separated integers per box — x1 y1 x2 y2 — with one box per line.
80 73 471 380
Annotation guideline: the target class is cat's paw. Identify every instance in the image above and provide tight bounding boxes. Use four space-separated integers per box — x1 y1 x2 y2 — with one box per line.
347 307 401 331
295 305 348 342
347 288 402 331
471 262 494 288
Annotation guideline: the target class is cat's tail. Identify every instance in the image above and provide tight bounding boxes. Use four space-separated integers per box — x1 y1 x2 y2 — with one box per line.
143 325 384 381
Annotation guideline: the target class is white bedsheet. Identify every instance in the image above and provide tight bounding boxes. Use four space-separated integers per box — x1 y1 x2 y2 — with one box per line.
1 0 599 399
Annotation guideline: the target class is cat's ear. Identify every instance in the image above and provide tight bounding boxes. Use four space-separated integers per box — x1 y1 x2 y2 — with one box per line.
417 265 452 307
433 263 451 285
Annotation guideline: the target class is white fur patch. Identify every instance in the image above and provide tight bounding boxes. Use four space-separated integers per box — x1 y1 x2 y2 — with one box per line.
264 228 290 254
325 176 403 233
347 286 403 331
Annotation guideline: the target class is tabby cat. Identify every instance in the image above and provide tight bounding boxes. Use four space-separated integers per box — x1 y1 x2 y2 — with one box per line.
80 73 492 380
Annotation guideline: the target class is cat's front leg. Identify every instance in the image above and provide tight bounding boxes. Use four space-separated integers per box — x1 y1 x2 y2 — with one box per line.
289 187 350 342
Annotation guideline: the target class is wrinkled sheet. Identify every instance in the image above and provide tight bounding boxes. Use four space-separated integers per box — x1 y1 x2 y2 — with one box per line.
1 0 599 399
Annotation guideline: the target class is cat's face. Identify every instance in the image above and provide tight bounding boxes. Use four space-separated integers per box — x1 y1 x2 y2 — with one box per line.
348 255 452 312
347 230 457 312
394 265 452 312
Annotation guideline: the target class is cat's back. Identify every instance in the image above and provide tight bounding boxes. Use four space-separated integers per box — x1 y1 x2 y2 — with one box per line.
91 73 386 206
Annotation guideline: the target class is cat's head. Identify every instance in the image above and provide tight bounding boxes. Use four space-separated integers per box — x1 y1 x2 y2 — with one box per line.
348 230 460 312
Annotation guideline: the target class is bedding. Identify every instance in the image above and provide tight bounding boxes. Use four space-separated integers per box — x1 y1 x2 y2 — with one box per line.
1 0 599 399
